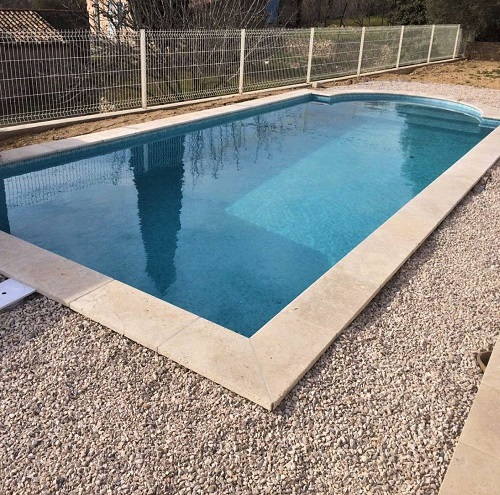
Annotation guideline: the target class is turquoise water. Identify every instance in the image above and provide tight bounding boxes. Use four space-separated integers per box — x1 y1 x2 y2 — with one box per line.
0 95 495 336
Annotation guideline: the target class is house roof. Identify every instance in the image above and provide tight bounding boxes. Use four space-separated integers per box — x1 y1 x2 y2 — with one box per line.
0 10 63 41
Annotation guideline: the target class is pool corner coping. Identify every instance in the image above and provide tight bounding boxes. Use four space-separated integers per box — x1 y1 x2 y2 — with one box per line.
1 89 500 413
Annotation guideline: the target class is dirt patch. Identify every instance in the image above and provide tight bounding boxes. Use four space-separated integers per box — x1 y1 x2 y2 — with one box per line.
1 60 499 152
366 59 500 89
0 90 296 152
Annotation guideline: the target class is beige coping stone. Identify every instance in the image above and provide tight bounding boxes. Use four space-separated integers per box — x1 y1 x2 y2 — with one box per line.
84 127 142 142
457 383 500 460
482 341 500 392
439 442 500 495
0 231 45 266
481 105 500 119
124 117 190 132
250 271 381 406
39 135 109 151
0 143 55 165
402 174 478 223
331 211 434 289
231 90 311 108
125 106 251 132
125 94 310 136
70 280 199 352
158 319 272 409
0 241 111 305
439 335 500 494
0 130 140 165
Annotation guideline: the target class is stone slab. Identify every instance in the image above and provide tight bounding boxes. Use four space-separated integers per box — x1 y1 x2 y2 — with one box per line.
482 342 500 392
0 231 46 267
458 384 500 460
0 144 55 165
439 442 500 495
70 280 198 352
0 247 111 305
158 319 272 409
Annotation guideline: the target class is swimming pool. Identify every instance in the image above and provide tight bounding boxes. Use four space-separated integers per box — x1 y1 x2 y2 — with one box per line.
1 89 499 408
0 93 497 336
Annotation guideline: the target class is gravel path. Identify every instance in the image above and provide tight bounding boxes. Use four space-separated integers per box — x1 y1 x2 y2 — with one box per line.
1 82 499 495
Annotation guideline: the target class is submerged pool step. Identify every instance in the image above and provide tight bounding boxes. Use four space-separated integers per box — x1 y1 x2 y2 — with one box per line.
0 279 36 310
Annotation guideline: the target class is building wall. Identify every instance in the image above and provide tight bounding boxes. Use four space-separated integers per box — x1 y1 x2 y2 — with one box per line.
86 0 130 34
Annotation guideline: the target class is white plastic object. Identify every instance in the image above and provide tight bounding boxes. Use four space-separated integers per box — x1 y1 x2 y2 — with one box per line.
0 279 36 310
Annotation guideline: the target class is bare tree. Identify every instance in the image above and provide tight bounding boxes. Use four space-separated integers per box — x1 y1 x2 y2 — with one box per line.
85 0 304 110
88 0 280 32
292 0 388 28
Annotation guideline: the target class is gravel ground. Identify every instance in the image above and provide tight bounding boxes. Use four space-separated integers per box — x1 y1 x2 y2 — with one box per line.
1 82 499 494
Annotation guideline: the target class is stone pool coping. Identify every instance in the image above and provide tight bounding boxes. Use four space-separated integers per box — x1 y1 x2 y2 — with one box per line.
438 341 500 495
0 89 499 414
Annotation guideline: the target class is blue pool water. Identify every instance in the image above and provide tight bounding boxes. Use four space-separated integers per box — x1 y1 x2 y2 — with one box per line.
0 95 496 336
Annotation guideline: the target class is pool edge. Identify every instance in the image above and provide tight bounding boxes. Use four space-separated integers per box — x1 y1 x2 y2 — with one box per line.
0 89 499 414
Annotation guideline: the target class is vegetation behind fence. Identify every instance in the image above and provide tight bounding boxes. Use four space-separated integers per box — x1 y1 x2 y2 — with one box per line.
0 24 462 127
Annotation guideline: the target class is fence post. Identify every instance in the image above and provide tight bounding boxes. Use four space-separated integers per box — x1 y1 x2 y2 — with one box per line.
357 27 366 77
238 29 246 95
306 27 315 84
140 29 147 109
396 25 405 68
453 25 461 58
427 24 435 63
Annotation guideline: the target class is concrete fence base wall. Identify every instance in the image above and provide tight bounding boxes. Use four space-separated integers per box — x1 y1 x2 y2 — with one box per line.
465 42 500 61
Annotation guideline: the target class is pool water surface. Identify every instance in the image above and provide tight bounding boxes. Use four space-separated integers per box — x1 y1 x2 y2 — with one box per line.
0 95 496 336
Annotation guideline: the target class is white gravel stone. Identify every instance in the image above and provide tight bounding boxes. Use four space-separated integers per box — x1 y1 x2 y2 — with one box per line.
0 82 499 494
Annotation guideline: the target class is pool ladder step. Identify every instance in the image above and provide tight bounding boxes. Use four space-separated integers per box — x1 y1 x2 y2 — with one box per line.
0 279 36 310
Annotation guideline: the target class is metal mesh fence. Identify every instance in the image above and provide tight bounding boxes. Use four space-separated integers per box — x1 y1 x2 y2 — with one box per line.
0 25 462 127
310 28 362 81
91 32 142 112
0 31 143 124
146 30 241 105
431 24 461 60
361 26 401 73
242 29 310 91
399 25 434 66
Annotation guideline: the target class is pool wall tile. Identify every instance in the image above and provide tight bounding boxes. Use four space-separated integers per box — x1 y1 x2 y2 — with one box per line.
70 280 199 351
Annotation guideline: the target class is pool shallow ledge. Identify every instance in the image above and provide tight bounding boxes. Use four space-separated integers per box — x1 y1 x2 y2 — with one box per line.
1 89 500 411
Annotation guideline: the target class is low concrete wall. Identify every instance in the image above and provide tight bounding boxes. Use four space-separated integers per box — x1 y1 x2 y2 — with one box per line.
466 42 500 61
